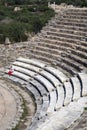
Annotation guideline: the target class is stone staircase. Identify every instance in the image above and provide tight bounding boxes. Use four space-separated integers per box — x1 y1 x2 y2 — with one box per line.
20 7 87 76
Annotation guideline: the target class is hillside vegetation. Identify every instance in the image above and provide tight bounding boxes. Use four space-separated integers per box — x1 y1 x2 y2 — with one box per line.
0 0 87 7
0 1 55 43
0 0 87 43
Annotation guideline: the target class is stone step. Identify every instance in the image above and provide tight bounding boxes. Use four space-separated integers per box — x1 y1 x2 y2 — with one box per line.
47 91 57 114
43 26 86 36
26 52 56 64
6 69 30 82
63 81 73 105
60 57 82 72
26 83 43 121
77 73 87 96
28 49 58 60
55 60 77 76
67 54 87 68
35 46 60 55
26 84 42 102
66 8 87 13
37 39 74 48
62 14 87 20
35 40 87 67
40 70 62 87
48 23 87 32
37 40 87 55
29 79 48 96
40 96 49 117
12 65 36 77
55 16 87 24
40 34 82 44
29 79 49 118
71 49 87 60
55 18 87 27
76 45 87 52
17 57 46 68
70 76 81 100
34 75 56 92
45 31 84 41
13 61 41 73
26 53 76 76
25 47 87 69
22 44 87 76
44 66 68 83
65 11 87 16
4 74 27 85
55 85 65 110
38 37 81 48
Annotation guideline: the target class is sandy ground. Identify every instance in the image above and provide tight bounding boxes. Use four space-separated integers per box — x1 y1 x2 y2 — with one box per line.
0 78 35 130
0 81 17 130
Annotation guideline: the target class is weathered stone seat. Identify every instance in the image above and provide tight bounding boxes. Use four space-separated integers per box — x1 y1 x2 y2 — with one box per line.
34 75 55 92
47 90 57 114
48 22 87 32
29 49 58 59
6 69 30 82
26 83 42 101
77 73 87 96
30 79 48 96
45 66 68 83
27 53 56 64
41 34 81 44
63 81 73 105
12 65 36 76
67 53 87 68
13 61 41 72
29 79 49 118
35 45 60 55
60 57 85 72
66 8 87 13
40 70 62 87
44 26 86 36
45 31 84 40
17 57 46 68
55 85 65 110
26 84 43 125
5 74 27 85
56 60 77 76
70 77 81 100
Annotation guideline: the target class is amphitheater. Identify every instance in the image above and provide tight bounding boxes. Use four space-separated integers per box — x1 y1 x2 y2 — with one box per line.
0 4 87 130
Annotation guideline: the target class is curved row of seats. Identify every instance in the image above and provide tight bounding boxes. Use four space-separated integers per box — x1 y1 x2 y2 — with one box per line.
5 57 87 130
24 8 87 76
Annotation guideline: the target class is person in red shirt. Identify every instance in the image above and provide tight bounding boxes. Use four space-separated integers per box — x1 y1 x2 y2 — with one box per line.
8 66 14 76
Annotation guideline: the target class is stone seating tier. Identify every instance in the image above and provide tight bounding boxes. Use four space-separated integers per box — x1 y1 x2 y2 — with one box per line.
48 21 87 32
35 41 87 60
5 57 87 130
44 31 85 40
58 14 87 20
70 77 81 100
37 38 82 48
27 43 87 74
5 58 87 130
43 26 86 36
65 8 87 13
